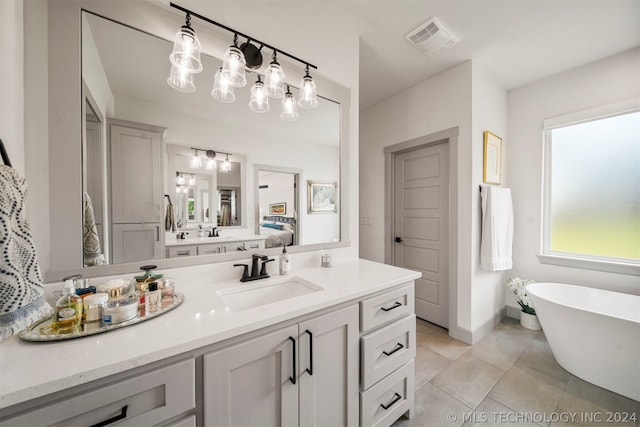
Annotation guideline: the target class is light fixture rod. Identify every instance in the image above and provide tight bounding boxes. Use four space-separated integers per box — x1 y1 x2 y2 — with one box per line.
189 146 231 157
169 2 318 71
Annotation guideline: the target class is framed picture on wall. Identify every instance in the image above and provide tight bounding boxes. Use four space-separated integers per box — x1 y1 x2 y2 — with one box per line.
483 131 502 184
269 203 286 215
308 180 338 214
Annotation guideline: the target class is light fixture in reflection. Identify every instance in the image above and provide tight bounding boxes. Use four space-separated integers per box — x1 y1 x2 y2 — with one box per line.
264 51 285 99
205 150 217 170
221 154 232 173
221 34 247 88
249 75 269 113
169 13 202 74
211 68 236 103
190 149 202 169
167 63 196 93
280 85 299 121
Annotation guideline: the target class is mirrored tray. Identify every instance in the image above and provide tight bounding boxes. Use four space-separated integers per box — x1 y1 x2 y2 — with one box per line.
19 292 184 342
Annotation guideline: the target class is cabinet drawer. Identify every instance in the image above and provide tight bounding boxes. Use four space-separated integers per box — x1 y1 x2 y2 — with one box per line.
198 243 220 255
244 240 264 250
360 360 414 427
362 315 416 390
219 242 245 253
2 359 195 427
167 245 197 258
360 284 414 333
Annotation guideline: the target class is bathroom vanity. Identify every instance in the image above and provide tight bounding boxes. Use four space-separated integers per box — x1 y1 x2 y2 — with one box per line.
165 235 266 258
0 259 419 427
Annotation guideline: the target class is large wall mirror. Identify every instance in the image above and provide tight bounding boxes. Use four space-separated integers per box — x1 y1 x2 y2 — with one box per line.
45 1 349 279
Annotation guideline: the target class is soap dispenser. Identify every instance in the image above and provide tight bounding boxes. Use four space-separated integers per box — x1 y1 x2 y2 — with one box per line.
279 247 290 275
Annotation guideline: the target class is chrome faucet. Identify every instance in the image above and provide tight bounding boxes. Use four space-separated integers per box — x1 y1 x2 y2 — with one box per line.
234 254 274 282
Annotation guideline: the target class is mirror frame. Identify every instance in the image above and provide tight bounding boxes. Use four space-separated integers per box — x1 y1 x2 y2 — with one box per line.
46 0 351 281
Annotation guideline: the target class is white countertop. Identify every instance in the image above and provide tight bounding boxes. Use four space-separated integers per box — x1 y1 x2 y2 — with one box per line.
166 234 266 247
0 258 419 409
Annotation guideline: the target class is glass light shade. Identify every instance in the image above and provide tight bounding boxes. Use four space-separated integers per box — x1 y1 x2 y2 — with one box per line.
211 69 236 103
264 61 285 98
176 174 185 185
280 90 299 121
297 75 318 109
249 80 270 113
221 156 232 173
221 46 247 87
188 176 196 186
169 25 203 73
206 158 216 170
190 153 202 169
167 64 196 93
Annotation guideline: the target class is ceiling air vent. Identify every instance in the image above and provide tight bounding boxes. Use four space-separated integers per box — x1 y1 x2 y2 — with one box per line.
405 17 459 56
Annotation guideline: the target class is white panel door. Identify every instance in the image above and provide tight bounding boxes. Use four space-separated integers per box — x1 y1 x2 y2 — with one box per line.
298 305 359 427
394 143 449 327
110 123 163 224
203 324 299 427
111 223 161 264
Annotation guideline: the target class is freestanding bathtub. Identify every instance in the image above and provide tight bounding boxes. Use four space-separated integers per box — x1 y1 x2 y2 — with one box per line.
527 283 640 401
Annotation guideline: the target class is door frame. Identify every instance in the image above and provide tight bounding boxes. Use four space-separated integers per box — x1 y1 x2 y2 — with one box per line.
384 127 459 335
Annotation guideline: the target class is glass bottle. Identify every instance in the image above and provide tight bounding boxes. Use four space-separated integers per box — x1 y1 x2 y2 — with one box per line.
55 280 83 333
146 282 161 314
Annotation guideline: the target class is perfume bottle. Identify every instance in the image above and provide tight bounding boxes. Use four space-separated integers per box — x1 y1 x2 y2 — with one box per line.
55 280 83 333
146 282 161 314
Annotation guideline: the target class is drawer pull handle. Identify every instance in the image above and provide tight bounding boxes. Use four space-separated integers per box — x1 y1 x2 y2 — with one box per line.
380 301 402 312
305 329 313 375
177 251 190 256
289 336 296 385
91 405 128 427
382 343 404 356
380 393 401 410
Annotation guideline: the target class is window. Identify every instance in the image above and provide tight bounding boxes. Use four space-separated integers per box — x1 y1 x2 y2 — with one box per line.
541 101 640 274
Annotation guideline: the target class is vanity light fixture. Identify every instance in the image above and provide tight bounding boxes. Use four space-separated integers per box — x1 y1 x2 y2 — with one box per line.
211 68 236 103
221 34 247 88
249 75 269 113
264 51 285 99
190 149 202 169
168 3 319 120
205 150 217 170
169 13 202 74
280 85 299 121
221 153 232 173
167 63 196 93
297 65 318 109
176 172 186 186
188 175 196 186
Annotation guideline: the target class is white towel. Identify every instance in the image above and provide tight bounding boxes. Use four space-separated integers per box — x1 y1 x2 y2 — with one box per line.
480 186 514 271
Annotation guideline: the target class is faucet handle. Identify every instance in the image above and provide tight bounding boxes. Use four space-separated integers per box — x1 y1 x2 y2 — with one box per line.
259 258 275 276
233 264 250 281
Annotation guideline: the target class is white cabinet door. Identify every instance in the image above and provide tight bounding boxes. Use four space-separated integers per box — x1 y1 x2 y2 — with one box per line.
203 324 299 427
298 305 359 427
110 120 164 224
112 223 161 264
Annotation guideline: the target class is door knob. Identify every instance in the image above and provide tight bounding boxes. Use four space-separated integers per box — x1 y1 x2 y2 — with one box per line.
395 237 403 243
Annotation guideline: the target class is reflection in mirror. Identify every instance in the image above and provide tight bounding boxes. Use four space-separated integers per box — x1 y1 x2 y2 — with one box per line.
169 145 244 228
257 168 301 248
78 9 341 270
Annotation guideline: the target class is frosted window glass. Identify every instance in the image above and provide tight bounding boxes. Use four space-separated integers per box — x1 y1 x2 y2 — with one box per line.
549 111 640 260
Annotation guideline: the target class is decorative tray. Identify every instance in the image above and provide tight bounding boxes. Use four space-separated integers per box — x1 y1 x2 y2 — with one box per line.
18 292 184 342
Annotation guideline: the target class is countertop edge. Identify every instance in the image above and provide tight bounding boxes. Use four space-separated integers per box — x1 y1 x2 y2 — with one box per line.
0 261 420 410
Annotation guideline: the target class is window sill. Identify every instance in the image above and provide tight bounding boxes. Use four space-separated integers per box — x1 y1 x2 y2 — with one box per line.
537 254 640 276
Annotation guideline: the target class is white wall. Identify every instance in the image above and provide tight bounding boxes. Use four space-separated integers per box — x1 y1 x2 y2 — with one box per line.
1 0 25 174
470 63 508 330
361 60 509 342
360 62 476 339
507 48 640 303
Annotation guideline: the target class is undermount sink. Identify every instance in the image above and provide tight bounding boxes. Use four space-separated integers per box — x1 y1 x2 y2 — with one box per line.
217 276 323 311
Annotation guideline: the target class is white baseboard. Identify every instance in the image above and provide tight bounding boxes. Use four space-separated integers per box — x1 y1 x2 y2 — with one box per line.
469 306 506 344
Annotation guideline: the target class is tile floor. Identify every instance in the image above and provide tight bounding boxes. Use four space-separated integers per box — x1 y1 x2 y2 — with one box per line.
392 317 639 427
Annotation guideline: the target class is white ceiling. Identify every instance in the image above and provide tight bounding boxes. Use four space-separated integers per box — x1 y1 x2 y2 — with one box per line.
328 0 640 109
